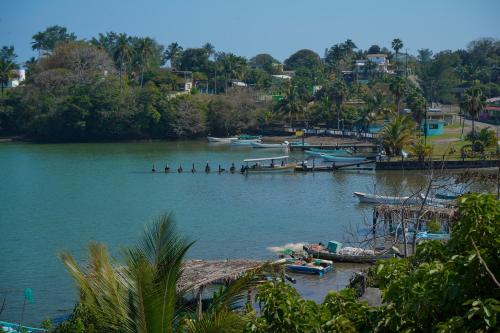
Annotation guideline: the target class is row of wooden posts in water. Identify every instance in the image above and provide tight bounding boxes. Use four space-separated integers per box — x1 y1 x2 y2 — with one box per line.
152 163 239 174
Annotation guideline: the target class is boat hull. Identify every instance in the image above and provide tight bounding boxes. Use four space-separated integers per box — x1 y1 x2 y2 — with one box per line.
353 192 421 205
321 154 366 163
207 136 238 143
231 139 262 146
244 164 296 173
304 244 394 263
286 264 332 276
251 142 289 149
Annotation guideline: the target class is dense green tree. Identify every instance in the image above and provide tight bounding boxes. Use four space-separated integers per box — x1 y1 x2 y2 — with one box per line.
406 90 427 130
31 25 77 56
0 46 19 95
284 49 323 72
367 45 381 54
136 37 156 87
249 53 280 74
179 48 210 74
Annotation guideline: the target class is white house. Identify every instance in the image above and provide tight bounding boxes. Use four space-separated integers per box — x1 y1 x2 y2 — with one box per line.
7 69 25 88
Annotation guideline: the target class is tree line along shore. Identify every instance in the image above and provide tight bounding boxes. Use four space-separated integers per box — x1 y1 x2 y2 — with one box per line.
0 26 499 158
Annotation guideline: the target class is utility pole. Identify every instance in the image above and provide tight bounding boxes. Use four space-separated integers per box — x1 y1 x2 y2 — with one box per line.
405 48 408 77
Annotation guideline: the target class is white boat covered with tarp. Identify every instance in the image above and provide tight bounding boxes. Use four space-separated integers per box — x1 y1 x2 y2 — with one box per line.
242 155 296 173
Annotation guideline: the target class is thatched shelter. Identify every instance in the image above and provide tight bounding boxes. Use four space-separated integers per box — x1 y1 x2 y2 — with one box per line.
180 259 264 316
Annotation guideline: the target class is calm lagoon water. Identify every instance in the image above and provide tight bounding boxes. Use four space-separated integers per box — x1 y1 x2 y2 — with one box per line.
0 140 429 324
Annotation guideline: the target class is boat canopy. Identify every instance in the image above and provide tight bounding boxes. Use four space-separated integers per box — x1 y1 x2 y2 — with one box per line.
244 156 289 162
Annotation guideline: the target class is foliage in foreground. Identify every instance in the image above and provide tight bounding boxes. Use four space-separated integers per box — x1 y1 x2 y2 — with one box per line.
54 194 499 332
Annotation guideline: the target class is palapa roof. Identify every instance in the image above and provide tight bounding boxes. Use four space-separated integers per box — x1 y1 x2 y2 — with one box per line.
375 204 457 220
179 259 263 292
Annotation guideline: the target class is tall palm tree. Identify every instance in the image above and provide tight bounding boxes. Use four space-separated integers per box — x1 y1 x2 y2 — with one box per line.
406 92 427 134
461 86 486 136
60 214 266 333
114 33 132 89
202 43 215 60
380 115 416 156
137 37 155 87
391 38 404 72
363 91 393 130
276 81 306 127
165 43 183 68
328 80 349 129
389 76 408 113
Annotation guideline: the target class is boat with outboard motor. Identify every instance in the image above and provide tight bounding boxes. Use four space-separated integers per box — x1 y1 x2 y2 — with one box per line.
242 155 296 173
275 257 333 276
303 242 397 263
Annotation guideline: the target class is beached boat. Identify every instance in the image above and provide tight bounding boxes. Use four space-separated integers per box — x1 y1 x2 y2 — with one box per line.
251 141 289 149
238 134 261 140
320 154 366 163
207 136 238 143
242 156 296 173
276 258 333 276
303 243 395 264
231 138 262 146
353 191 421 205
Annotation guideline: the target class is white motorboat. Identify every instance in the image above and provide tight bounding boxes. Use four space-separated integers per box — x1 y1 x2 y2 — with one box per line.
231 139 262 146
207 136 238 143
320 154 366 163
251 141 289 149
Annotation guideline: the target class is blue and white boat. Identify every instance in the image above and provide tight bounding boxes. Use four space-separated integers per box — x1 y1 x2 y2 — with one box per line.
0 321 46 333
231 138 262 146
276 258 333 276
320 154 366 163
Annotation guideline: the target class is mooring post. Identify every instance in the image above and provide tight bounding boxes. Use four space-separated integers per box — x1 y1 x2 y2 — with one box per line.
197 286 204 319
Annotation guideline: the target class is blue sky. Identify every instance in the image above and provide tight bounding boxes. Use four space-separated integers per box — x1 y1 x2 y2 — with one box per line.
2 0 499 63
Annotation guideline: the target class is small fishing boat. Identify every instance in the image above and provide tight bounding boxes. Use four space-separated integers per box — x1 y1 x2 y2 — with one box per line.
238 134 261 140
242 156 296 173
276 258 333 276
353 192 421 205
289 141 311 147
416 231 450 241
251 141 289 149
207 136 238 143
320 154 366 163
308 148 353 155
419 193 454 207
231 138 262 146
303 243 395 264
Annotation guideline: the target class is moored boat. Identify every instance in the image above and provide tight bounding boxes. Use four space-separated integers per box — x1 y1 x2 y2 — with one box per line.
320 154 366 163
276 257 333 276
353 192 422 205
251 141 289 149
207 136 238 143
303 243 395 264
308 148 353 155
231 138 262 146
242 156 296 173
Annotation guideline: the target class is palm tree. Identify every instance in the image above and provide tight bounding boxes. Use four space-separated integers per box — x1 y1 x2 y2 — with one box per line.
380 115 416 156
363 91 393 130
60 214 266 333
329 80 349 130
409 140 434 161
202 43 215 60
114 33 132 88
137 37 155 87
389 76 408 113
391 38 404 71
276 81 306 127
461 86 486 136
406 92 427 134
165 43 183 68
0 59 19 95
